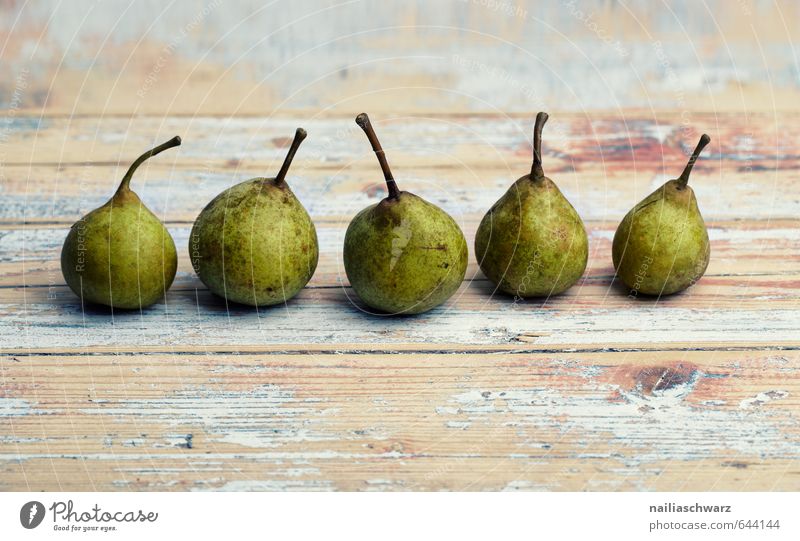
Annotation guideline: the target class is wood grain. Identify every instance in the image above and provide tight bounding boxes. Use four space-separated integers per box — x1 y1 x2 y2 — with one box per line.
2 113 798 225
2 351 799 491
1 112 799 491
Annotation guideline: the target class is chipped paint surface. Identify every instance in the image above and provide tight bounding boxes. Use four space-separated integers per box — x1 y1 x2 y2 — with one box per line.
0 398 34 417
3 349 799 491
209 480 334 492
78 385 338 449
3 115 800 224
740 390 790 410
3 298 799 349
445 375 800 464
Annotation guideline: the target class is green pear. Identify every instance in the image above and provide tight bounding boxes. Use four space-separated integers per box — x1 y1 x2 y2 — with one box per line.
60 136 181 309
475 112 588 297
190 128 318 306
343 113 468 315
613 134 711 296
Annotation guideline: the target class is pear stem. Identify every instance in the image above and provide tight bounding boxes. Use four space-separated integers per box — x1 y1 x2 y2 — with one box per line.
274 128 307 185
677 134 711 189
356 112 399 200
531 111 549 181
116 136 182 195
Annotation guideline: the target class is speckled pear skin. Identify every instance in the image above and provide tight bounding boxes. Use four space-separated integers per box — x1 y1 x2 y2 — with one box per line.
60 136 181 310
61 191 177 309
612 179 710 296
475 175 588 297
612 134 712 297
343 191 468 315
475 112 588 298
190 178 318 307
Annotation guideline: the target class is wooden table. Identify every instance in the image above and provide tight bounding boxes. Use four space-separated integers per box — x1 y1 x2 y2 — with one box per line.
1 112 799 491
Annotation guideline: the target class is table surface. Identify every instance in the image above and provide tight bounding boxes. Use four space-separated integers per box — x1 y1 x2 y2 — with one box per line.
1 111 799 491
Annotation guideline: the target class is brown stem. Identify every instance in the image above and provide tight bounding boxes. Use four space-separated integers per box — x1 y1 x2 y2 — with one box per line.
531 111 548 180
355 112 399 200
116 136 181 195
677 134 711 188
274 128 307 185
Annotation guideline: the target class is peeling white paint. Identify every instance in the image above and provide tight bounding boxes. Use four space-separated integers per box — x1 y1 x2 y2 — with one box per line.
740 390 789 410
78 385 337 450
502 480 553 491
0 435 43 443
445 375 800 464
0 398 33 417
8 302 798 349
203 479 334 492
364 478 405 491
0 450 414 462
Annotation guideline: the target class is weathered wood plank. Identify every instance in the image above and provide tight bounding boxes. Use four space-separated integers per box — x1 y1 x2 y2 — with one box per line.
5 219 800 284
6 112 798 167
2 291 799 352
1 351 798 491
5 163 800 225
1 215 798 352
2 285 799 351
2 113 798 224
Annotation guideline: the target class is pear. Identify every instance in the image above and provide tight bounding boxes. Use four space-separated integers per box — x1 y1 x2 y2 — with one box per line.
475 112 588 297
613 134 711 296
190 128 318 306
60 136 181 309
343 113 467 315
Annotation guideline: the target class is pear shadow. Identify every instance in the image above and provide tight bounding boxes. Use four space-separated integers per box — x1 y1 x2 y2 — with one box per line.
467 276 567 309
168 285 308 315
468 276 500 298
465 269 521 304
170 287 230 313
334 284 448 319
609 276 690 303
72 299 171 317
